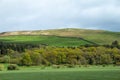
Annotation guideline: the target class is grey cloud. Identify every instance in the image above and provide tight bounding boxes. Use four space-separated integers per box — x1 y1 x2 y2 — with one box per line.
0 0 120 32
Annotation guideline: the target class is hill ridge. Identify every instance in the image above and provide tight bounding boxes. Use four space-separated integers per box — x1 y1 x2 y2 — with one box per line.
0 28 107 36
0 28 120 45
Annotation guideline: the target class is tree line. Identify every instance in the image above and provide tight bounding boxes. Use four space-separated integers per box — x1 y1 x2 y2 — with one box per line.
0 46 120 66
0 42 45 55
0 41 120 66
0 40 120 55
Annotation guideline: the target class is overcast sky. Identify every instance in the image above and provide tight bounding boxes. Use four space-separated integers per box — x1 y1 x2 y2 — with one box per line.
0 0 120 32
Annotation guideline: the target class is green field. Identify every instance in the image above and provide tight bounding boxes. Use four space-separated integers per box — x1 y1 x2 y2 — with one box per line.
0 66 120 80
0 35 94 46
0 28 120 46
44 28 120 45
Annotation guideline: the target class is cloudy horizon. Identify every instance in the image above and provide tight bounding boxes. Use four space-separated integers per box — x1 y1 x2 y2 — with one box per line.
0 0 120 32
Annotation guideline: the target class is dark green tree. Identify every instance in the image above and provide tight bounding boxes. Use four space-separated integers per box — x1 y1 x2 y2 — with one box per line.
112 40 119 48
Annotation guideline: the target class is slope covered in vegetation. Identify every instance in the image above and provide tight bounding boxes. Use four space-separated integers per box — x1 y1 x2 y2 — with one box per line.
0 28 120 45
0 35 94 46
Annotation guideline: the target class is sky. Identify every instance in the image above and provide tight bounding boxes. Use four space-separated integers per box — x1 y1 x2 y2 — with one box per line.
0 0 120 32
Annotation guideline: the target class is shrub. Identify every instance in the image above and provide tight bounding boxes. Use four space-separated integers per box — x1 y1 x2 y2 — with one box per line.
41 59 51 66
0 56 10 63
21 53 32 66
41 65 46 69
102 64 106 67
0 58 4 63
67 64 75 68
0 64 4 71
7 64 19 70
4 55 10 63
79 65 81 67
52 65 61 69
83 65 89 67
115 62 120 66
10 59 20 64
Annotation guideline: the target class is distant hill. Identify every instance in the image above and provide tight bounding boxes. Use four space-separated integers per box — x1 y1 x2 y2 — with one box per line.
0 28 106 36
0 28 120 45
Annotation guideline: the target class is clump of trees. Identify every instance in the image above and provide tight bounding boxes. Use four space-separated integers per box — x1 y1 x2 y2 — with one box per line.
0 46 120 66
0 41 120 66
0 42 43 55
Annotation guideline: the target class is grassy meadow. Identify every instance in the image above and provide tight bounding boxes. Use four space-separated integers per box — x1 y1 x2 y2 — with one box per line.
0 65 120 80
0 28 120 46
0 35 93 46
0 28 120 80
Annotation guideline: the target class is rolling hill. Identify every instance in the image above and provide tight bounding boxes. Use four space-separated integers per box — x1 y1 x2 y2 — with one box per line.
0 28 120 46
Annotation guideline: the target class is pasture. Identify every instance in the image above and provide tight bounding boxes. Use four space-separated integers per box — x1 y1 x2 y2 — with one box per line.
0 35 93 46
0 65 120 80
0 28 120 45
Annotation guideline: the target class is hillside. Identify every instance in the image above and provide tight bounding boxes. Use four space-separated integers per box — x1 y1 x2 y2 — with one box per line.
0 28 107 36
0 28 120 45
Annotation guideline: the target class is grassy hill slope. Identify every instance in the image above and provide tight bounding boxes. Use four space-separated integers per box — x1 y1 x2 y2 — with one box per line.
0 28 120 45
0 35 94 46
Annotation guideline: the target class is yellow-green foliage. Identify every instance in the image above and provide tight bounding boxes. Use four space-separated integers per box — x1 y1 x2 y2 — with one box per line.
0 64 4 71
21 53 32 66
18 47 120 66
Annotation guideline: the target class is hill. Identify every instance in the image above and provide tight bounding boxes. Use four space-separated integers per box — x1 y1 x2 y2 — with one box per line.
0 28 120 45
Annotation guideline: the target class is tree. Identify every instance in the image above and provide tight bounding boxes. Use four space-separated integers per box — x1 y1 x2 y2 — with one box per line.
21 53 32 66
112 40 119 48
2 55 10 63
100 54 112 65
30 52 41 65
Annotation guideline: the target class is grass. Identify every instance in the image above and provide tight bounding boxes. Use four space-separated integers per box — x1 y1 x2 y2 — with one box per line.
34 28 120 45
0 65 120 80
0 28 120 46
0 35 93 46
82 31 120 45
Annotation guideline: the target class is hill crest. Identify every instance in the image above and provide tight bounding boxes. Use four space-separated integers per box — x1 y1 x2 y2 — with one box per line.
0 28 120 45
0 28 106 36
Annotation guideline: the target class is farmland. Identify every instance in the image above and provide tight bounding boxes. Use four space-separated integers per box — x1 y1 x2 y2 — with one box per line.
0 28 120 45
0 28 120 80
0 65 120 80
0 35 94 46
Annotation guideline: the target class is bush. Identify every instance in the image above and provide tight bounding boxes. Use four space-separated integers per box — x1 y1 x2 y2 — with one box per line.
10 59 20 64
83 65 89 67
3 55 10 63
67 64 75 68
20 53 32 66
41 65 46 69
7 64 19 70
79 65 81 67
102 64 106 67
52 65 61 69
0 58 4 63
0 56 10 63
115 62 120 66
0 64 4 71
